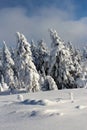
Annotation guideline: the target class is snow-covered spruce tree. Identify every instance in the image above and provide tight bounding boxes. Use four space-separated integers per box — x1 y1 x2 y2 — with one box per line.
83 46 87 59
75 46 87 87
15 32 40 92
0 61 2 83
2 41 15 90
10 47 15 61
73 49 82 75
0 49 3 83
31 40 39 68
31 39 49 75
48 29 82 89
0 49 2 60
67 42 82 76
37 40 49 75
67 42 74 58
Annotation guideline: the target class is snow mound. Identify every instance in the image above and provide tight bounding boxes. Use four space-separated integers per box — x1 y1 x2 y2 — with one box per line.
44 109 64 116
7 108 64 119
21 99 57 106
17 94 24 101
75 105 87 109
30 109 64 117
19 109 64 118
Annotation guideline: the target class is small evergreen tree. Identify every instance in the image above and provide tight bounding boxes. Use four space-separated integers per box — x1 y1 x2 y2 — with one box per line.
67 42 82 79
2 41 15 90
0 75 9 91
31 40 39 69
0 60 2 83
83 46 87 59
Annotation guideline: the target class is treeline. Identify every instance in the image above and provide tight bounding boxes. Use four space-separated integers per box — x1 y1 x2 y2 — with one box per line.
0 29 87 92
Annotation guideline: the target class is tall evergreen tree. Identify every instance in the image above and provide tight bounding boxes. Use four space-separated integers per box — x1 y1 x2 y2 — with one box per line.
48 29 82 89
31 39 49 75
15 32 40 92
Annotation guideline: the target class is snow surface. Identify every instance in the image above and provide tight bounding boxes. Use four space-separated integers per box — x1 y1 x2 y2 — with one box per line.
0 88 87 130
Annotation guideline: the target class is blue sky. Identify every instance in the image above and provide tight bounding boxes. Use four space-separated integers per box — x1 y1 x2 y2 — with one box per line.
0 0 87 48
0 0 87 19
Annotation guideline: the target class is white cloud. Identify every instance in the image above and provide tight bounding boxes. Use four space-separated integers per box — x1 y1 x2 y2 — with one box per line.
0 7 87 49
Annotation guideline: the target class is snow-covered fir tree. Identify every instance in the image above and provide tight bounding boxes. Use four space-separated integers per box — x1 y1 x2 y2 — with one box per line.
15 32 40 92
31 39 49 75
10 47 15 61
83 46 87 59
67 42 82 78
67 42 74 58
2 41 15 90
0 61 2 83
73 49 82 75
37 40 49 75
69 45 84 87
0 49 2 60
0 49 3 83
31 40 39 68
48 29 82 89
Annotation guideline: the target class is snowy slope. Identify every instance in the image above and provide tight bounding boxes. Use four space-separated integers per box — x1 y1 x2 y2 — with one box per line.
0 88 87 130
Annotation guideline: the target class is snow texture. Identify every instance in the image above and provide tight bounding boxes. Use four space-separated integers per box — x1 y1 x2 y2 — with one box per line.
0 88 87 130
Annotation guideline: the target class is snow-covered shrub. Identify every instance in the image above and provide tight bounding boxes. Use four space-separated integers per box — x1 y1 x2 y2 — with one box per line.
0 75 9 92
0 83 3 92
76 77 86 88
42 75 58 91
